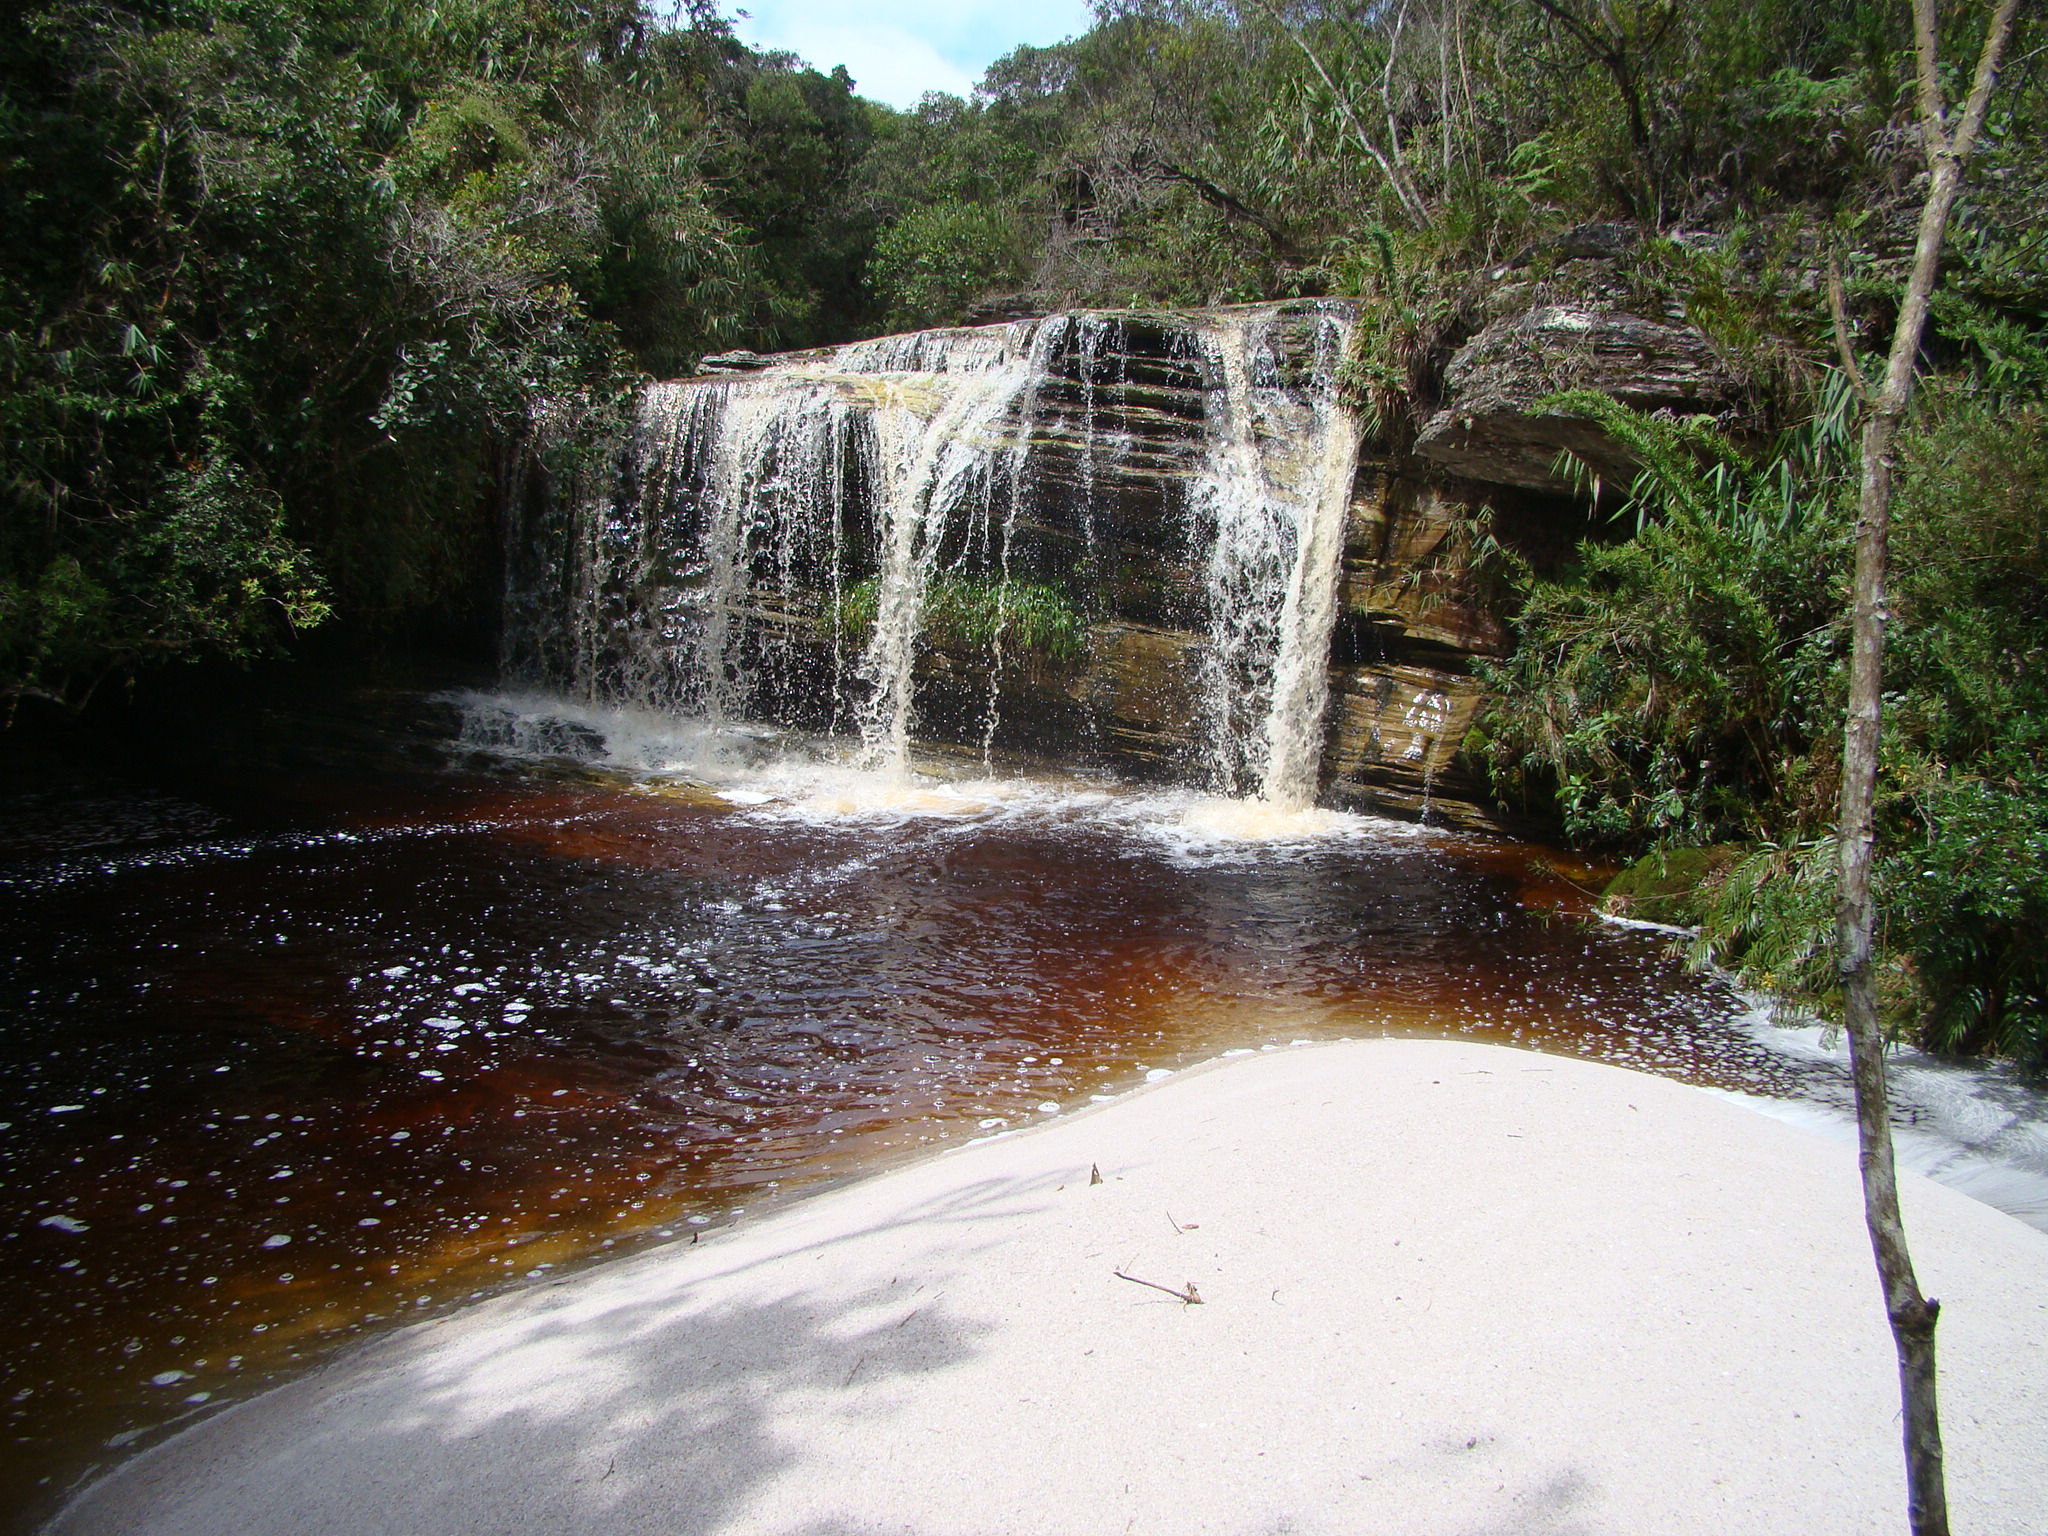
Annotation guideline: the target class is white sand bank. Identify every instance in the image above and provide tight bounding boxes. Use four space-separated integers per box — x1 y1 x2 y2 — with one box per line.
51 1040 2048 1535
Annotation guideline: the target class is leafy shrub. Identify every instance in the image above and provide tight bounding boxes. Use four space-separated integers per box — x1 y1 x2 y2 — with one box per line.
870 203 1027 330
1482 381 2048 1063
1881 401 2048 1058
834 576 1087 662
1472 385 1854 846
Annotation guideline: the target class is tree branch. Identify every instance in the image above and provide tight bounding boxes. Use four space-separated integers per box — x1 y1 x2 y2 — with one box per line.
1149 156 1305 259
1837 4 2020 1531
1913 0 1949 146
1950 0 2024 161
1380 0 1414 197
1828 257 1872 403
1247 0 1426 221
1523 0 1659 191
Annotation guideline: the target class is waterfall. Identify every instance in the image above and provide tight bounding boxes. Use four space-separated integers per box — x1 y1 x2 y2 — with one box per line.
1259 319 1361 809
515 320 1068 774
506 301 1360 804
1189 304 1359 807
849 333 1043 774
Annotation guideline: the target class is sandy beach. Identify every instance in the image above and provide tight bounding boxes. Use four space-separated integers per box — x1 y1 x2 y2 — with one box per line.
49 1038 2048 1535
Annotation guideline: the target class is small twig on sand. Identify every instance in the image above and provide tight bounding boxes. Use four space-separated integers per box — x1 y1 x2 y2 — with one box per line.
1114 1269 1203 1305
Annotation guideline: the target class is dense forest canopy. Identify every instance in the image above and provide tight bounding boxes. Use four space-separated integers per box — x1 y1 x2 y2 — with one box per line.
3 0 2045 1054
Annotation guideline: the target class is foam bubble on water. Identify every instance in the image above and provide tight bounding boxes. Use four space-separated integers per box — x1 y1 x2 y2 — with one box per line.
1176 797 1356 842
1099 790 1436 865
776 774 988 822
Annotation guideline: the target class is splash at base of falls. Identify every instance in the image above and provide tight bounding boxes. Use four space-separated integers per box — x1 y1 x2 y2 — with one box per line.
452 691 1427 850
1170 797 1368 843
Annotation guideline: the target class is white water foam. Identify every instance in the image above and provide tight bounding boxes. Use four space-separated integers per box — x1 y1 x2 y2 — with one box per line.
1114 791 1438 868
1715 999 2048 1234
450 692 1437 855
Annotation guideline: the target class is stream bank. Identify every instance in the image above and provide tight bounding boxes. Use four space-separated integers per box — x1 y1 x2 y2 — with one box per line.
47 1039 2048 1536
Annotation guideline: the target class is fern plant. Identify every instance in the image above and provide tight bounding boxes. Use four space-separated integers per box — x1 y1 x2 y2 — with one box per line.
1471 379 1855 846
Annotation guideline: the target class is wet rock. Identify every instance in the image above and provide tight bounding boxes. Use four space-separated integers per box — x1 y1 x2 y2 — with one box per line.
1322 662 1496 828
1340 463 1509 660
698 350 775 372
960 293 1047 326
1079 624 1206 772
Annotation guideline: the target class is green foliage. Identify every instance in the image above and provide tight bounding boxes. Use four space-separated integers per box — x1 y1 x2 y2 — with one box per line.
834 577 1087 662
0 445 328 714
837 0 2027 317
0 0 888 709
1893 775 2048 1059
1478 380 2048 1063
1878 401 2048 1058
870 203 1027 329
1472 385 1854 846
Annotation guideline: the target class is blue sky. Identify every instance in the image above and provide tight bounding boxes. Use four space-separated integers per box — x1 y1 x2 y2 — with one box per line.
726 1 1098 109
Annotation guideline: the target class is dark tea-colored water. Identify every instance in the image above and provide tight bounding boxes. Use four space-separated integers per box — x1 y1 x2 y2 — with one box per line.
0 703 2028 1530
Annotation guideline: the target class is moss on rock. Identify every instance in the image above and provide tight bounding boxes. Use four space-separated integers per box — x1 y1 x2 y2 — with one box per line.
1602 845 1747 926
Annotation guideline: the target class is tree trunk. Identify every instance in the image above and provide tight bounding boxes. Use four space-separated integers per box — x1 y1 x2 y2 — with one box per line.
1835 3 2018 1531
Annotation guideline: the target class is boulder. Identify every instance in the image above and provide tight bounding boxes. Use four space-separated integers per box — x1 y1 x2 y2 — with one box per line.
1414 306 1740 492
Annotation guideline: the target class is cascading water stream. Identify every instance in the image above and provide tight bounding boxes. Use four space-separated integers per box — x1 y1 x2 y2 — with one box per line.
1190 305 1360 809
1190 315 1281 799
851 366 1023 774
842 319 1070 776
1257 313 1360 810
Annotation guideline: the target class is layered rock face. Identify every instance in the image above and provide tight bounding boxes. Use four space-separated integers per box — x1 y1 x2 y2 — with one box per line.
1415 304 1740 491
509 289 1731 824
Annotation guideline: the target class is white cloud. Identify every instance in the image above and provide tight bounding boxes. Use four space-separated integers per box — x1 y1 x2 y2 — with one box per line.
729 0 1096 108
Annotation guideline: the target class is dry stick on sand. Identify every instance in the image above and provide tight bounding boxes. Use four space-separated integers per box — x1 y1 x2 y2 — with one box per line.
1114 1269 1203 1305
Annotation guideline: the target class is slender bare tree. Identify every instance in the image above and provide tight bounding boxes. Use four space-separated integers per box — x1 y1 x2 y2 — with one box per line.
1244 0 1429 220
1834 2 2021 1532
